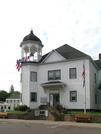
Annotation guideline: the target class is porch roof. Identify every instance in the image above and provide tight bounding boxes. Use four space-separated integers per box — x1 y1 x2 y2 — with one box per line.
41 81 65 88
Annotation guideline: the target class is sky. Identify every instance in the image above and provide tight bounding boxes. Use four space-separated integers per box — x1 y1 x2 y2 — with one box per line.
0 0 101 92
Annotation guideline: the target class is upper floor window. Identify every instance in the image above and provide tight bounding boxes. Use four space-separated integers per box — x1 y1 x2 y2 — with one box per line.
48 70 61 80
70 91 77 102
30 71 37 82
69 68 77 79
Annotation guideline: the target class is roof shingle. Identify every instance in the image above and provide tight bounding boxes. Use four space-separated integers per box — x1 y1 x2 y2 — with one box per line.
56 44 90 59
40 44 90 63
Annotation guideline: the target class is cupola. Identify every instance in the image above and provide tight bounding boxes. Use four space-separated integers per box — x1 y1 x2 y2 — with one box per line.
20 30 43 62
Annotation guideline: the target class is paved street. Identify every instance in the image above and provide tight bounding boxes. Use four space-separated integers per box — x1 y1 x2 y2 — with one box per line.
0 119 101 134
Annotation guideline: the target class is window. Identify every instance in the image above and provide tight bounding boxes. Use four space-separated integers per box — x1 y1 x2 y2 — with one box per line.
94 73 96 83
8 106 11 110
70 91 77 102
30 71 37 82
30 92 37 102
95 93 97 104
69 68 77 79
48 70 61 80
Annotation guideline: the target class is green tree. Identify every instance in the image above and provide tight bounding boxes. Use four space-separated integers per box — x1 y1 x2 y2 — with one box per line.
0 90 9 102
9 91 20 99
9 85 14 94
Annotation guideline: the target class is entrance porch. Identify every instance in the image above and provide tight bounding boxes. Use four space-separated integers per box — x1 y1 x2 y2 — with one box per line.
41 81 66 107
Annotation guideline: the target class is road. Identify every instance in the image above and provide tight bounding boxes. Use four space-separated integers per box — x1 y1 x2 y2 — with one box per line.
0 119 101 134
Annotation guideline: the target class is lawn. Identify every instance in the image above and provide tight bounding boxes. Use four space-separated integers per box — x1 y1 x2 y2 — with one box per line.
7 110 28 115
65 111 101 116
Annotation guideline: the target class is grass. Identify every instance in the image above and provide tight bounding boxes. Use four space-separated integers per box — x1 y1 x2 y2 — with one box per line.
7 110 28 115
65 111 101 116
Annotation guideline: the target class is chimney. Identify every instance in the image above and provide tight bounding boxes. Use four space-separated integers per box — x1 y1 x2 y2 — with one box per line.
99 53 101 60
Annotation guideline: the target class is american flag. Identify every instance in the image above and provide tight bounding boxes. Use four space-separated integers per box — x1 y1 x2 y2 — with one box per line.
16 59 22 71
16 55 31 71
82 64 85 87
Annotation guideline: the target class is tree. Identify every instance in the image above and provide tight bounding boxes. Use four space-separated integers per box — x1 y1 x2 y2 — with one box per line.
9 85 14 94
9 91 21 99
0 90 9 102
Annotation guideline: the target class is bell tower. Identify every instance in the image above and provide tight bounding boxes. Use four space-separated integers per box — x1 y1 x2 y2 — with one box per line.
20 30 43 62
20 30 43 108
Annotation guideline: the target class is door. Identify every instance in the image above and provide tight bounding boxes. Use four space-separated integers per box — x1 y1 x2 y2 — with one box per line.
49 93 60 106
53 94 60 106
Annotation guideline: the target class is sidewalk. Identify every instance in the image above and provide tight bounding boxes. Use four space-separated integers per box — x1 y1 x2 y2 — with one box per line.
0 119 101 128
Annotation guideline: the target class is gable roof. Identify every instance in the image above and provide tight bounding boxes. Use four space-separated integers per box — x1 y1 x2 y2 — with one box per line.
40 44 90 63
56 44 90 59
39 53 49 63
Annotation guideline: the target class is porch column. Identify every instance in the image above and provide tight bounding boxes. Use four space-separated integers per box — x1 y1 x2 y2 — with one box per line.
49 94 53 106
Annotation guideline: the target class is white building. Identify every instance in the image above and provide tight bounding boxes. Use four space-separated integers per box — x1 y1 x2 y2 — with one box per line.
0 102 11 112
0 98 21 112
19 30 101 110
6 98 21 110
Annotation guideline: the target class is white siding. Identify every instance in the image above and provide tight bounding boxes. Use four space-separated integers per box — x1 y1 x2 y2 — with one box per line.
89 61 101 109
89 61 97 109
21 65 30 107
38 59 90 109
21 58 101 110
21 64 39 108
98 70 101 83
44 50 66 63
97 70 101 109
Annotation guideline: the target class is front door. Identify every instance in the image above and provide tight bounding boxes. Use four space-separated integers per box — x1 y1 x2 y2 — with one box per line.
49 94 60 106
53 94 60 106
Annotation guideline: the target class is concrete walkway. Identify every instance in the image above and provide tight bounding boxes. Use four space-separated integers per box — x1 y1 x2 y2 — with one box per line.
0 119 101 129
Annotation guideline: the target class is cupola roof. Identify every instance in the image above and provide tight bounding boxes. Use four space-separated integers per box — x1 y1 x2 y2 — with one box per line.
23 30 42 43
20 30 43 47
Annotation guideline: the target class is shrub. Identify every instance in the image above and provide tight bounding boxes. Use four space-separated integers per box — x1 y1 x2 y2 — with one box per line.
48 106 64 121
55 104 64 113
14 105 29 111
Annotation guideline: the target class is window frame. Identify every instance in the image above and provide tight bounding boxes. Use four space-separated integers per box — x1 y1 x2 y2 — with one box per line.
70 91 77 102
95 93 97 104
48 70 61 81
94 73 96 83
30 71 37 82
30 92 37 102
69 68 77 79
